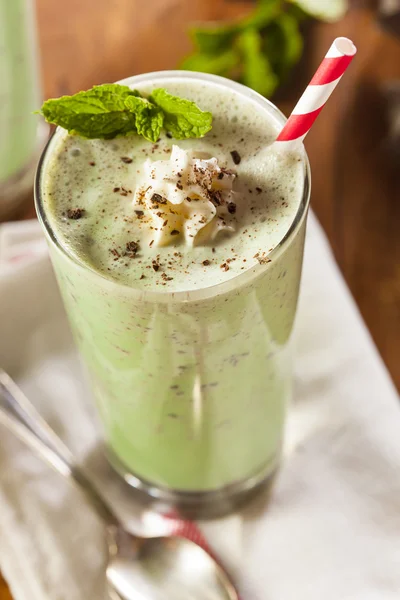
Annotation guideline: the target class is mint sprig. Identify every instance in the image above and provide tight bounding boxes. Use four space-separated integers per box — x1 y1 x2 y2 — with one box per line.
39 85 212 142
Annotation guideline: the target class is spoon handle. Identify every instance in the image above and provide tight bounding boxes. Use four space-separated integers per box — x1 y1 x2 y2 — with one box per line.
0 369 119 526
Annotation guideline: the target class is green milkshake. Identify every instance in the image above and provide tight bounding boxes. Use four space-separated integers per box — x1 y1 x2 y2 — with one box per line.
36 72 310 513
0 0 47 217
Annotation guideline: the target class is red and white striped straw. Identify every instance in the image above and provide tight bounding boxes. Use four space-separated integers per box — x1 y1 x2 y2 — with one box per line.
276 37 357 145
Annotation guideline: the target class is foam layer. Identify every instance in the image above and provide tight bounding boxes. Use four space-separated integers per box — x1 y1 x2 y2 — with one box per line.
42 76 305 292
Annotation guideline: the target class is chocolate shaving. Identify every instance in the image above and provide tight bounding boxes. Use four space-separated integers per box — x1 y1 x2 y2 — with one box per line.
209 190 222 206
202 260 210 266
151 193 167 205
176 182 183 190
67 208 85 220
109 248 121 260
166 132 172 139
221 167 235 176
170 229 180 236
254 252 271 265
152 259 160 272
227 202 237 214
217 172 224 180
113 187 120 193
121 156 133 164
89 161 96 166
230 150 241 165
124 241 139 258
256 187 262 194
134 210 144 218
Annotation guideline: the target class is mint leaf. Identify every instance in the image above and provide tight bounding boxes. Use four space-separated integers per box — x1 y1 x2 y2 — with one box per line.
240 0 281 30
238 28 278 97
263 12 303 80
150 88 212 139
181 48 240 76
40 84 140 139
39 84 211 141
124 95 164 143
191 24 237 54
277 13 303 72
189 0 279 55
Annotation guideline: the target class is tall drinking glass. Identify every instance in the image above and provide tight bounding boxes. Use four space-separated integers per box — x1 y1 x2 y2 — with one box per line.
0 0 47 218
35 72 310 517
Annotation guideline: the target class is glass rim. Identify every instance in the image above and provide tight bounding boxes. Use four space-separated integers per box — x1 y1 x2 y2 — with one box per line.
35 70 311 304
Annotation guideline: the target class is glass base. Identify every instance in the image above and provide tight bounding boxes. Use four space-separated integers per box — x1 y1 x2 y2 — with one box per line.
0 122 49 220
106 448 280 519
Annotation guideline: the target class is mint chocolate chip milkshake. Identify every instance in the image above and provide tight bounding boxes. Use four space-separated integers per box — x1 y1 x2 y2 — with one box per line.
36 72 310 514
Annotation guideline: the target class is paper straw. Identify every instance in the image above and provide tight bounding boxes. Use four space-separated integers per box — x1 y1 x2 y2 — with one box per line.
276 37 357 145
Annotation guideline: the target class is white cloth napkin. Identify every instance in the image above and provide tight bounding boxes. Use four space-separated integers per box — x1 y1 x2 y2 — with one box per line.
1 213 400 600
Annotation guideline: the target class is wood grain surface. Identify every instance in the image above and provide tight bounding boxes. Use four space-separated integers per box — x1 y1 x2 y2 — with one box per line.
1 0 400 596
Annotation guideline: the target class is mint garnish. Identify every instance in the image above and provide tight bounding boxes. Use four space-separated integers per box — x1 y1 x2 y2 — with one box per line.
150 88 213 140
124 95 164 143
39 84 212 142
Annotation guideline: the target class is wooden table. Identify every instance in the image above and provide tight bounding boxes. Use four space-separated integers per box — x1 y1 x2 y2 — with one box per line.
1 1 399 596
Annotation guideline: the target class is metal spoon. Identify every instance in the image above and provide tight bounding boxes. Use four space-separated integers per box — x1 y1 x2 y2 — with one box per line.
0 370 238 600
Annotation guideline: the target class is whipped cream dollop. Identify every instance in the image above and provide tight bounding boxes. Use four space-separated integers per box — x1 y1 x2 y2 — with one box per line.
133 145 237 246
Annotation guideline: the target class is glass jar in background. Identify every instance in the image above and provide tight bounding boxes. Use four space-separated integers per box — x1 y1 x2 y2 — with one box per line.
0 0 48 219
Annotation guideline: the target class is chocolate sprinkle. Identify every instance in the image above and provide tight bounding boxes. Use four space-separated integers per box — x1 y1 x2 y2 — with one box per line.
209 190 222 206
121 156 133 164
256 187 262 193
67 208 85 220
230 150 241 165
124 241 139 258
113 187 120 193
254 252 271 265
109 248 120 260
89 161 96 166
151 193 167 205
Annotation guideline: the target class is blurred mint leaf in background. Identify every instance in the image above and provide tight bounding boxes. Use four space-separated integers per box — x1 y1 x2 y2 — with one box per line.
181 0 348 98
237 28 278 96
181 48 240 76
